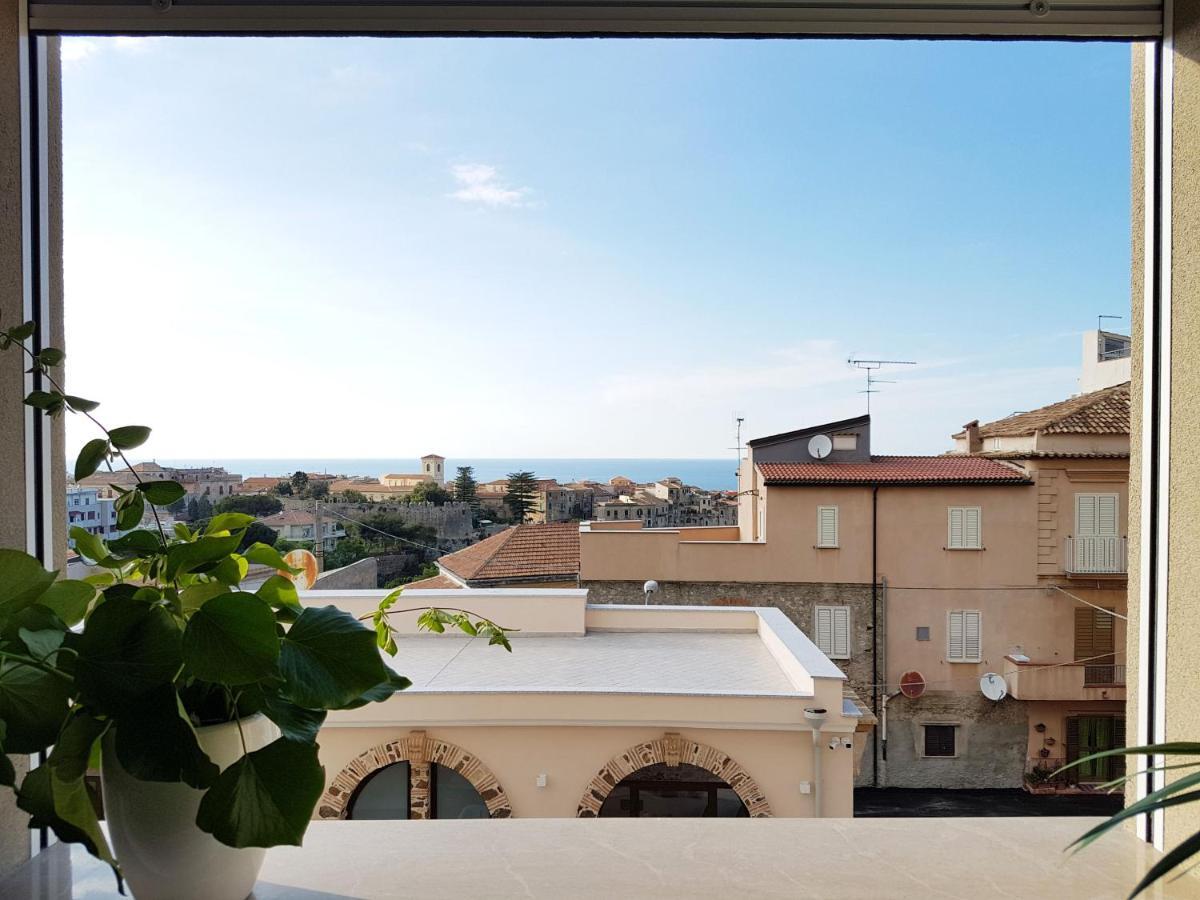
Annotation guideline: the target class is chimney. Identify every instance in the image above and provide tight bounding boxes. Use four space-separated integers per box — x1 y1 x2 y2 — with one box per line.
962 420 981 453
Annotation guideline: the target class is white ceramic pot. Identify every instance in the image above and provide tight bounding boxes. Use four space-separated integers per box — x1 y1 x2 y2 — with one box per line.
101 713 281 900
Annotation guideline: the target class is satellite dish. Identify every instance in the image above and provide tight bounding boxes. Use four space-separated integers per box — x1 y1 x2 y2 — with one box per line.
899 671 926 699
808 434 833 459
980 673 1008 702
281 548 319 590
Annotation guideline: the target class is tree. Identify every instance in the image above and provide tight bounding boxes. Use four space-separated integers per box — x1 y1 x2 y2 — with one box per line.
237 522 278 552
186 497 200 521
195 493 213 520
453 466 480 510
215 494 282 517
167 496 187 517
272 480 293 497
504 471 538 523
407 481 452 506
305 480 329 500
290 470 309 493
337 490 369 503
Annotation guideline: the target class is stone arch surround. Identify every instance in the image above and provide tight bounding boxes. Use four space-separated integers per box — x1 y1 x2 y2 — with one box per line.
576 732 772 817
318 730 512 820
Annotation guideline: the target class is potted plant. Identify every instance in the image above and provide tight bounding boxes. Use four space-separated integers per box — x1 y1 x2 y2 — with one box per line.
0 319 509 898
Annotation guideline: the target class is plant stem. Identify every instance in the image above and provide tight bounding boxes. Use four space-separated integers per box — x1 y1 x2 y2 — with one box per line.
0 649 74 684
358 606 515 630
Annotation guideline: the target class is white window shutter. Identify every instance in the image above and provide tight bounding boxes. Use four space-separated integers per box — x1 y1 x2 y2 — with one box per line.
814 607 833 655
948 611 964 660
1096 495 1118 536
832 607 851 658
964 508 981 548
948 508 964 548
817 506 838 548
1076 494 1098 536
964 611 981 661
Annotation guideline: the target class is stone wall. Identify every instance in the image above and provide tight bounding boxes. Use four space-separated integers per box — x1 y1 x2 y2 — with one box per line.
877 693 1028 789
321 501 474 546
314 557 378 590
582 580 877 694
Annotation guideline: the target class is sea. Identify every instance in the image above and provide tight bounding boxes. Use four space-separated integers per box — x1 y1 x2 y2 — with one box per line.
159 458 740 491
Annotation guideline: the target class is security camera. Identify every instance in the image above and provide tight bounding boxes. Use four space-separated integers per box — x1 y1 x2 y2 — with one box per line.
828 739 840 751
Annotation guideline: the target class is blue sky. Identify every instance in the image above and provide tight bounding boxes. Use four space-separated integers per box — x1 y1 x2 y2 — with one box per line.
60 37 1132 459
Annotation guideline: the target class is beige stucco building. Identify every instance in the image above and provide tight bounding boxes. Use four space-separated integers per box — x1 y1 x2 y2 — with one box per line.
306 589 872 820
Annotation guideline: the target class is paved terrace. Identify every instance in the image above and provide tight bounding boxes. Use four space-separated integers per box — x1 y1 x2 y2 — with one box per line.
6 818 1197 899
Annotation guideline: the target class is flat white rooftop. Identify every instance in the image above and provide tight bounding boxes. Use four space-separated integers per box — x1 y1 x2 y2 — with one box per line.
390 631 800 697
8 818 1197 899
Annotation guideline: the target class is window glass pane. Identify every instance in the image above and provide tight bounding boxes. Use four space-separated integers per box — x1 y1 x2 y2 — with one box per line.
636 788 710 817
350 762 410 820
715 788 750 818
434 764 489 819
598 785 634 817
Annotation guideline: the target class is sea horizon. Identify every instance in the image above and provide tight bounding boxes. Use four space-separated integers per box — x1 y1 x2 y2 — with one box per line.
158 458 741 491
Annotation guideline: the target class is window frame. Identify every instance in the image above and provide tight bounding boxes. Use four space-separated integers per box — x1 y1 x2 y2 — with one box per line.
815 505 839 549
946 609 982 663
813 604 851 660
922 723 958 758
946 506 982 550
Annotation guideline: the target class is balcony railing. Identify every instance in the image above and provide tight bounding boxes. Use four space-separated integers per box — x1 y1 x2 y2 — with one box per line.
1064 536 1127 575
1083 664 1126 686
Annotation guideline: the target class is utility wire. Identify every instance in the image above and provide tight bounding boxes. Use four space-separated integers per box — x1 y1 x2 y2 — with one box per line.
322 506 451 557
854 650 1128 694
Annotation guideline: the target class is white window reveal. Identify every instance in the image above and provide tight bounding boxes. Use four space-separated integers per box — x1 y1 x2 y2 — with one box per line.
832 433 857 451
816 506 839 548
814 605 851 659
947 506 982 549
947 610 982 663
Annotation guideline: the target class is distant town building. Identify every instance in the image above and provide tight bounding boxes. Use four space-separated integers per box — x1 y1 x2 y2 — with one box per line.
1079 329 1132 394
66 485 121 546
260 510 346 551
79 462 242 501
381 454 445 488
409 522 580 589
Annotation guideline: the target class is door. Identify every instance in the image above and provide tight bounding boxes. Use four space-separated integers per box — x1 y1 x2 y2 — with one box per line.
1067 716 1126 782
1074 494 1119 571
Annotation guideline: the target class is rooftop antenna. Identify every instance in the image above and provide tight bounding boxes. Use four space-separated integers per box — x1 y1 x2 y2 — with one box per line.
847 358 917 415
1097 314 1124 333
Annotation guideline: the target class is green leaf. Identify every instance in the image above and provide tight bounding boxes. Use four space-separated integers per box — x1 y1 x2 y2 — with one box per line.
196 738 324 849
69 526 110 566
249 688 327 744
1128 825 1200 897
165 534 242 580
107 425 151 450
257 575 301 614
8 320 35 341
183 593 280 685
63 395 98 413
0 660 72 752
105 529 162 556
23 390 63 412
17 765 122 892
241 543 297 573
36 347 65 367
180 580 230 613
73 439 109 482
19 623 64 659
279 605 390 709
209 555 247 587
335 671 412 710
111 686 218 789
0 549 56 619
75 595 182 714
114 489 144 531
137 480 185 506
48 709 108 783
37 580 97 627
205 512 255 535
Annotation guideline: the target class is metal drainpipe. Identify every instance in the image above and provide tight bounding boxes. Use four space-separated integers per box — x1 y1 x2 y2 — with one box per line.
871 484 879 787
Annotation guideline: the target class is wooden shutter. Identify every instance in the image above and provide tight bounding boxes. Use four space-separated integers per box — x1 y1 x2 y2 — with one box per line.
964 508 981 548
1076 494 1098 536
814 606 834 656
948 611 964 660
832 607 850 658
1097 495 1118 536
1075 608 1115 662
1066 717 1081 764
963 610 981 660
948 610 981 661
948 508 964 548
1112 717 1127 777
817 506 838 548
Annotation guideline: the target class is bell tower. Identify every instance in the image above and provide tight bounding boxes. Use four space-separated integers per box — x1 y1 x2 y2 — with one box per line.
421 454 445 483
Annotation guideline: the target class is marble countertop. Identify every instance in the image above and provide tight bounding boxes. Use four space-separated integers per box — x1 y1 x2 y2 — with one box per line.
3 817 1197 899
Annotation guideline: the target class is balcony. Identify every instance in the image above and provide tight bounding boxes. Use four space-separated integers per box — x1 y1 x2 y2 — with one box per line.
1005 657 1126 701
1064 536 1128 576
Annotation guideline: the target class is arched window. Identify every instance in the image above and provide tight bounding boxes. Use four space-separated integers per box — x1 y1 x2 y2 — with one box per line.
349 762 488 820
597 763 749 818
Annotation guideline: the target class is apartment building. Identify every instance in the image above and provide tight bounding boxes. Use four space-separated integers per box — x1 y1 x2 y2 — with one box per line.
65 484 120 546
260 510 347 551
579 385 1129 790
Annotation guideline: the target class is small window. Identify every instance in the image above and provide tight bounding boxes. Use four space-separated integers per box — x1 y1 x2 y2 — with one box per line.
923 724 957 757
816 506 839 548
947 610 982 662
947 507 982 549
915 626 931 641
989 437 1002 451
813 606 851 659
832 434 857 451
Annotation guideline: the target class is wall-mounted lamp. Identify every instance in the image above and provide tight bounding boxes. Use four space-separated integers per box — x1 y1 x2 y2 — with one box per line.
1035 723 1046 733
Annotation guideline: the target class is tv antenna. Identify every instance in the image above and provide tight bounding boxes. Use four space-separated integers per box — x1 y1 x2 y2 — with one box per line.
729 414 746 472
1097 314 1124 333
847 358 916 414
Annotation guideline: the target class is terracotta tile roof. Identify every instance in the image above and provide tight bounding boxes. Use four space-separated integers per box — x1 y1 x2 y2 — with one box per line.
963 382 1130 439
758 456 1030 485
437 523 580 583
260 510 319 527
970 450 1130 460
405 573 463 589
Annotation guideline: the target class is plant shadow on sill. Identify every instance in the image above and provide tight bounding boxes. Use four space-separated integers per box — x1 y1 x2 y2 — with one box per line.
250 887 365 900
